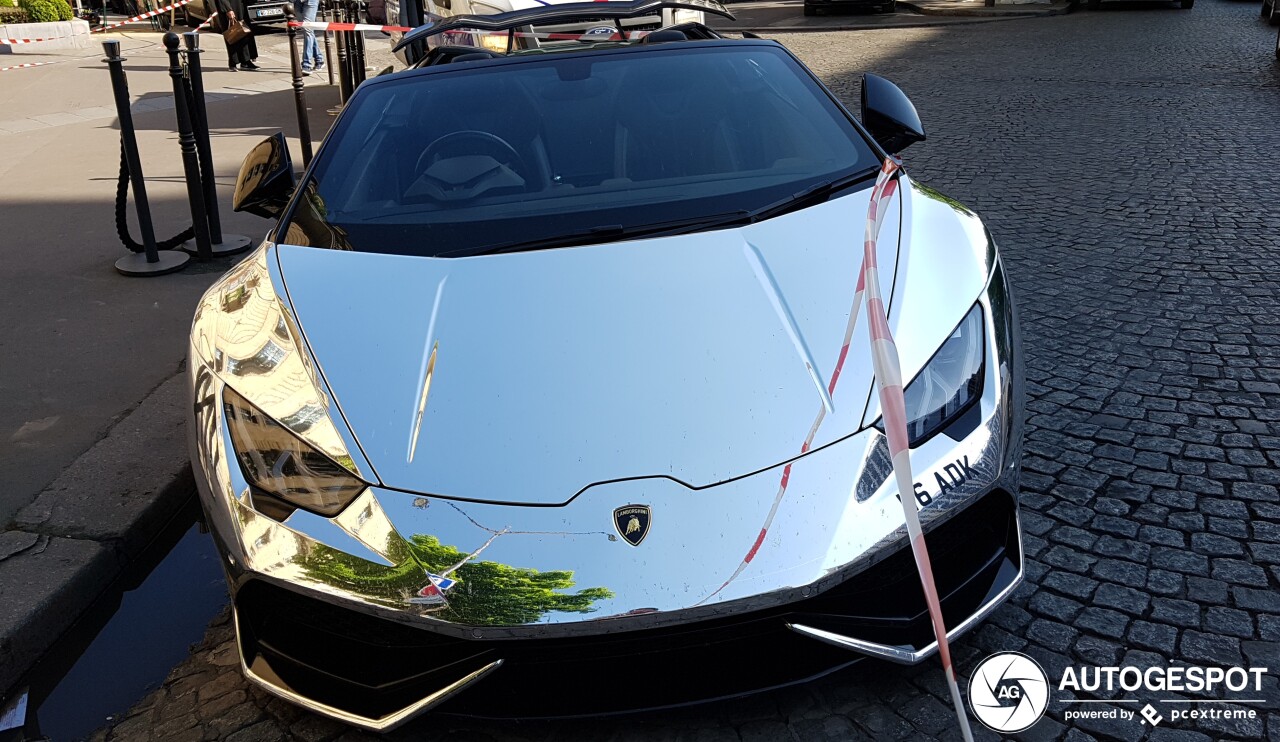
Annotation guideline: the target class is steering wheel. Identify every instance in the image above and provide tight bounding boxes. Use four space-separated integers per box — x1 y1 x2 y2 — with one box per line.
415 130 537 190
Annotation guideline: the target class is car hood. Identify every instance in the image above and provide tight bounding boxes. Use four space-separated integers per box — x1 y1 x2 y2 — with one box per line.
275 186 902 504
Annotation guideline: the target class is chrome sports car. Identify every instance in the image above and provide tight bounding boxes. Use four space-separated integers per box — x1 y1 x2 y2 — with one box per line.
189 0 1024 730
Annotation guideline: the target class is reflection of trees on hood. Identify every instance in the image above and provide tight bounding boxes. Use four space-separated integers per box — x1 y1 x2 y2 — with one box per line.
296 535 613 625
410 535 614 626
913 182 976 217
296 541 426 606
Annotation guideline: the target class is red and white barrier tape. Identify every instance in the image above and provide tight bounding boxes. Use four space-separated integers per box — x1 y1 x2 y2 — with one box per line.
92 0 194 33
0 60 60 71
194 11 218 31
693 162 902 607
288 20 412 32
0 36 57 44
443 27 647 41
693 157 974 739
287 20 645 42
862 157 974 742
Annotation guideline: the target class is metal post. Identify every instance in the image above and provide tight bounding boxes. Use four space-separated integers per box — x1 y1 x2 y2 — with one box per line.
283 5 314 166
164 32 214 261
350 0 366 86
335 6 352 103
182 32 252 256
104 40 189 276
322 6 334 86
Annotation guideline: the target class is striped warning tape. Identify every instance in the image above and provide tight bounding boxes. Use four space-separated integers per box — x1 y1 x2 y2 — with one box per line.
0 60 60 72
690 157 976 739
0 36 58 44
286 20 645 42
861 157 974 742
92 0 194 33
288 20 413 32
193 11 218 30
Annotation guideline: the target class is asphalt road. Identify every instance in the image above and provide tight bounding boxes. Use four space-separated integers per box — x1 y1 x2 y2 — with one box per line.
95 2 1280 741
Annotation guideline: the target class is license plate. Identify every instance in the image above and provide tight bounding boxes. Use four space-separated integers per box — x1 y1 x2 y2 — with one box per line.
254 7 283 17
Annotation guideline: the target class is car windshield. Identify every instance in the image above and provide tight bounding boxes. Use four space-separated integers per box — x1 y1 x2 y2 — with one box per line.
280 44 881 256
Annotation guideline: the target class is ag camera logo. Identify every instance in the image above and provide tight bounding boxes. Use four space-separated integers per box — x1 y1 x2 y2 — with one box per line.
969 652 1050 733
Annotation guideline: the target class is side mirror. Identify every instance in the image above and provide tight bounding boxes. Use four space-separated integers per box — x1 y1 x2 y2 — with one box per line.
860 73 926 154
232 132 296 218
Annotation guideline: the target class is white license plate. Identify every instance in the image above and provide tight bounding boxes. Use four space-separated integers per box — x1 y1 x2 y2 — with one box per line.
254 8 283 17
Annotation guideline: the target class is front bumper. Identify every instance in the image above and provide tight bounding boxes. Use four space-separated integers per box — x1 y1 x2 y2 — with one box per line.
189 259 1024 730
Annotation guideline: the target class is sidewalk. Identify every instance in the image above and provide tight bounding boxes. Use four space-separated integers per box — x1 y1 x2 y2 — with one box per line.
0 26 350 698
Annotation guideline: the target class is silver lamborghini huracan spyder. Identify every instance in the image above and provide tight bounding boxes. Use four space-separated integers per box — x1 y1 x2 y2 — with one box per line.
188 0 1024 729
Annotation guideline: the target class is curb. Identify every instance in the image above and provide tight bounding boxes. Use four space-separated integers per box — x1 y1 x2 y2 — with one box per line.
0 370 194 697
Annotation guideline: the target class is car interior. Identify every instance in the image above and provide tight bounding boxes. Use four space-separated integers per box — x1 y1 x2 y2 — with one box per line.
319 47 867 215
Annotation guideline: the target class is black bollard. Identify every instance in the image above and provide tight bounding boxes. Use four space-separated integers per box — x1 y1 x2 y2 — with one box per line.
104 39 190 277
164 32 214 262
182 32 252 257
335 6 352 104
350 0 366 86
283 5 314 166
322 6 334 86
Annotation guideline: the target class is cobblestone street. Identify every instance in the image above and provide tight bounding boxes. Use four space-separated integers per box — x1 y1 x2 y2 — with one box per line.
97 3 1280 740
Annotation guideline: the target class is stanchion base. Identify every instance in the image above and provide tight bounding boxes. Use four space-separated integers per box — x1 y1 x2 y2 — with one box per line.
114 250 191 277
182 233 254 258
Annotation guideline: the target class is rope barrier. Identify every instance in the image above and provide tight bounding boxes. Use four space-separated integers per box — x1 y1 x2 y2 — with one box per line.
114 136 194 253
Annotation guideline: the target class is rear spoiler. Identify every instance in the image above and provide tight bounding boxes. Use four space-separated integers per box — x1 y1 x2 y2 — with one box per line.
393 0 734 52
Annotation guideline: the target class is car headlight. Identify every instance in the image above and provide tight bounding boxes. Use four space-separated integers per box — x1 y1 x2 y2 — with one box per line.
223 387 367 517
881 303 985 447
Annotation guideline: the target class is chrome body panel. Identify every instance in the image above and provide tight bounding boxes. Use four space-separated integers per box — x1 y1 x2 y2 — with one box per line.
272 184 905 505
187 175 1024 727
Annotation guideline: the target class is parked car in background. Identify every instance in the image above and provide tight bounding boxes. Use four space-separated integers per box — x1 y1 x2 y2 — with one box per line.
182 0 287 28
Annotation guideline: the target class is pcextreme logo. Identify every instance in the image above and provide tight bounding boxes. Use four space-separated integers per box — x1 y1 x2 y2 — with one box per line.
969 653 1271 733
969 652 1050 733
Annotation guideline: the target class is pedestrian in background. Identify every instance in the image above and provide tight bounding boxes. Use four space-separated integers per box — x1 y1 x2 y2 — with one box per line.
300 0 325 76
212 0 261 71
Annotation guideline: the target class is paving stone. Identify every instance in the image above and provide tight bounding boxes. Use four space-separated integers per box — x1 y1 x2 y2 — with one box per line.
1146 570 1184 597
1027 619 1079 653
1210 558 1269 587
1179 630 1243 665
1127 621 1178 655
1190 532 1245 557
1093 583 1150 616
1233 586 1280 613
1076 607 1130 640
1041 572 1098 601
1150 598 1200 628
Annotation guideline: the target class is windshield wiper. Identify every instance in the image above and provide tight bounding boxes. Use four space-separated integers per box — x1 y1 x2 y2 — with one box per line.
435 165 880 258
658 165 882 237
